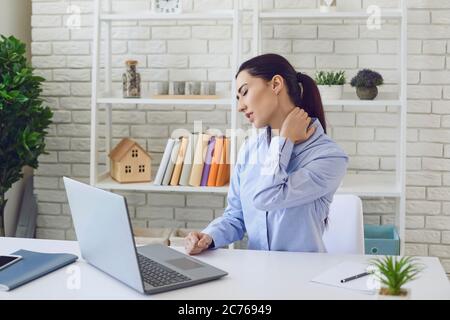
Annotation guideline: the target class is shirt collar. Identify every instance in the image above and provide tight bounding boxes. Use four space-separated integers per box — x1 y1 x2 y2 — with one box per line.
266 117 323 147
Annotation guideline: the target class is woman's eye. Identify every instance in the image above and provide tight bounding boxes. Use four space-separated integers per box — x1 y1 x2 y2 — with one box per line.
243 90 248 96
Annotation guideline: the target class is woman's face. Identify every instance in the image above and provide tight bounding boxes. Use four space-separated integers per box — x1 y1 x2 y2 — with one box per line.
236 70 278 128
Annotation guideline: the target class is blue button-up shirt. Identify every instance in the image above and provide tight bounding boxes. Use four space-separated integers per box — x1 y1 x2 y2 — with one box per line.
202 118 349 252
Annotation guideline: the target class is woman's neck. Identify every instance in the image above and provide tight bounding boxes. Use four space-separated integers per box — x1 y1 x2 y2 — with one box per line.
269 96 297 135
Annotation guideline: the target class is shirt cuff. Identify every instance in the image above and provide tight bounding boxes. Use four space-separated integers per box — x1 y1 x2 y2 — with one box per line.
201 226 220 249
268 135 294 170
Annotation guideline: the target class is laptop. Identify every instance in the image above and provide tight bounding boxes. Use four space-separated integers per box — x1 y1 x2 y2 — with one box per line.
63 177 227 295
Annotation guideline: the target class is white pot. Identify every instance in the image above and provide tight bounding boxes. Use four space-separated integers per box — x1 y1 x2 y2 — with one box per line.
3 166 33 237
376 288 411 300
317 85 343 100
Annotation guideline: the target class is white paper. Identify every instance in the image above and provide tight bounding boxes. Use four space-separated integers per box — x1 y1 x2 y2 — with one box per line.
310 261 377 295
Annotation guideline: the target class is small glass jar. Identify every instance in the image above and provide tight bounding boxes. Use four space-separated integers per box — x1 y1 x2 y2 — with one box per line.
185 81 201 95
122 60 141 98
200 81 216 95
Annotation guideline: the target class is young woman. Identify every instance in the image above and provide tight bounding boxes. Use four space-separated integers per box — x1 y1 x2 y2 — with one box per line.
185 53 348 254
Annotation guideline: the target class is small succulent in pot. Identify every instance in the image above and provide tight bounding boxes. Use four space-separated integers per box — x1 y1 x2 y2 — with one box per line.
315 70 346 86
370 256 424 299
315 70 346 100
350 69 384 100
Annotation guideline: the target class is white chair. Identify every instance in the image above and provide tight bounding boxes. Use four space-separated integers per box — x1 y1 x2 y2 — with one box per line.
322 194 365 254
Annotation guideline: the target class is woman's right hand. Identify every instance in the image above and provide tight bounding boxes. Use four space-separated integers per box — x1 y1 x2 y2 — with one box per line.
185 231 213 255
280 107 316 144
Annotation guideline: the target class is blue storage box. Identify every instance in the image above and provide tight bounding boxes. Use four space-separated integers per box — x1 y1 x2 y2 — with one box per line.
364 224 400 256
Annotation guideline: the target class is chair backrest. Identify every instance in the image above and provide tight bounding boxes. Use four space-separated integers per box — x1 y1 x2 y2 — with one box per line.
322 194 365 254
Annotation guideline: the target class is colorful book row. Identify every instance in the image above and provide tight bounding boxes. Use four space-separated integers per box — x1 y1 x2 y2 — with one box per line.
153 133 231 187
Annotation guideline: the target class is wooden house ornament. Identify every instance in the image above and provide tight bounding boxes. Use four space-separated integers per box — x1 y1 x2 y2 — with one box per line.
109 138 152 183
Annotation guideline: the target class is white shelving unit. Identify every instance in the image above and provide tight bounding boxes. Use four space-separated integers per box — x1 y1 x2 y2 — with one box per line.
252 1 407 254
89 0 406 253
90 0 241 194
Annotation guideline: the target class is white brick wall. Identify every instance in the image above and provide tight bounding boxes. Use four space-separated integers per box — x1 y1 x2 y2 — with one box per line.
31 0 450 274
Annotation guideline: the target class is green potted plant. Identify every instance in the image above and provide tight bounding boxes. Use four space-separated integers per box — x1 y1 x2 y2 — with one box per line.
0 35 53 237
314 70 346 100
350 69 384 100
370 256 424 299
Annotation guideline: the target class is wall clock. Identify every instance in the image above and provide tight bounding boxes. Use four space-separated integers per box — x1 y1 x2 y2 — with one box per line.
154 0 182 14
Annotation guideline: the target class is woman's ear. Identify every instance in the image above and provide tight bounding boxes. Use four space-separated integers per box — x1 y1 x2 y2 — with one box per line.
271 75 284 95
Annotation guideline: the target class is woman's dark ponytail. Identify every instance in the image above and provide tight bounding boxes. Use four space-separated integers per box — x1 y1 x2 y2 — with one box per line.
236 54 327 134
296 72 327 134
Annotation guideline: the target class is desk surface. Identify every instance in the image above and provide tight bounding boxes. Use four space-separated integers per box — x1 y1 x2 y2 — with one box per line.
1 237 449 300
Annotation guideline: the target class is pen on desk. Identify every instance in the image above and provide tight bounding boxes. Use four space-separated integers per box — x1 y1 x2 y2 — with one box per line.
340 271 371 283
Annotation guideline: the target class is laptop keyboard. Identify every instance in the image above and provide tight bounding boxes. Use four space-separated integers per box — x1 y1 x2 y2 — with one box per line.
138 254 191 288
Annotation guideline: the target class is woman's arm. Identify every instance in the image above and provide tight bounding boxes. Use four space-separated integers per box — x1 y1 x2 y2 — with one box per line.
252 135 348 211
202 144 247 248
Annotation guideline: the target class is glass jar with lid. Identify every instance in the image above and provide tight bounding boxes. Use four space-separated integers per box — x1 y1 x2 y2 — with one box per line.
122 60 141 98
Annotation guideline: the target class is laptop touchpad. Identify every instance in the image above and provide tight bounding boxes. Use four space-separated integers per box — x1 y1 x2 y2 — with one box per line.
166 258 204 270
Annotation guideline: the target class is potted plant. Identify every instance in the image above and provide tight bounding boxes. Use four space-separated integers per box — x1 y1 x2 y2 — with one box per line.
370 256 424 300
314 70 346 100
350 69 384 100
0 35 53 237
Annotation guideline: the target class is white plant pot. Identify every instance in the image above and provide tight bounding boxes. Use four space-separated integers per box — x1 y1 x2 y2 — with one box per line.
3 166 33 237
376 288 411 300
317 85 343 100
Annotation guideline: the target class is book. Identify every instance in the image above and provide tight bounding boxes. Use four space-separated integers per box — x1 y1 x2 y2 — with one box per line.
215 137 230 187
188 133 211 187
170 136 189 186
224 137 231 183
153 138 175 185
0 249 78 291
207 136 224 186
200 136 216 186
179 133 198 186
162 138 181 186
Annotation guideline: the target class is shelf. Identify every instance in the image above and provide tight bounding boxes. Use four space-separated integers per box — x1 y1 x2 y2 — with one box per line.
97 92 231 105
100 10 234 21
322 93 401 107
336 173 400 197
97 92 400 107
95 172 399 197
259 9 402 19
95 172 229 194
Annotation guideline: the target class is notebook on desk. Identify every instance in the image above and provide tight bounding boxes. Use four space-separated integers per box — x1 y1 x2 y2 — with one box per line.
310 261 377 295
0 249 78 291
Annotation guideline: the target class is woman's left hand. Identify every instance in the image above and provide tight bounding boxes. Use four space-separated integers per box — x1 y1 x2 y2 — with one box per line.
280 107 316 144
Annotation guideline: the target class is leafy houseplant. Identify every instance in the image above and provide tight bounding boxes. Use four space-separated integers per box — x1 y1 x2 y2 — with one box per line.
370 256 424 299
0 35 53 237
314 70 346 100
350 69 384 100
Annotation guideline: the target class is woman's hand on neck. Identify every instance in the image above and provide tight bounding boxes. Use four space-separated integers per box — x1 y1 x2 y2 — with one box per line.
269 92 297 136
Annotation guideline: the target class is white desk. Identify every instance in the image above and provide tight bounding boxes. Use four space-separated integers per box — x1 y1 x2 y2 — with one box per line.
1 237 449 300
